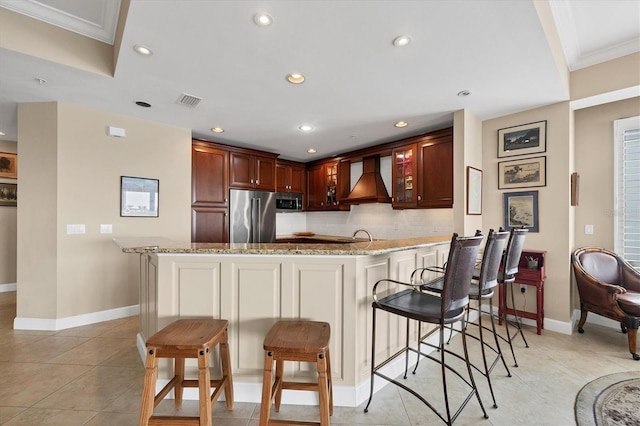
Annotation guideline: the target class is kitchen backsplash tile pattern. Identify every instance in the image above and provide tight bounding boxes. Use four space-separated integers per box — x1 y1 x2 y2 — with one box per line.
277 203 453 240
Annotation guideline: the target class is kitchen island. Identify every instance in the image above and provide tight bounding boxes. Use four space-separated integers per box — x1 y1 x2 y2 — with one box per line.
117 235 451 407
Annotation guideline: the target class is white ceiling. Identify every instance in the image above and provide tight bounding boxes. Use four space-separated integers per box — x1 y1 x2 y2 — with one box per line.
0 0 638 161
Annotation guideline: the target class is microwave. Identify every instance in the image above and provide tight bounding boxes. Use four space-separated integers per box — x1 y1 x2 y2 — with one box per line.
275 192 303 212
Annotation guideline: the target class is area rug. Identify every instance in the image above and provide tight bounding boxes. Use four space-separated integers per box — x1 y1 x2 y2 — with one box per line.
575 371 640 426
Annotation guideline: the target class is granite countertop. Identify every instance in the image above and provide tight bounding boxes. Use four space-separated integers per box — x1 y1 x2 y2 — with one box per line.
114 234 450 256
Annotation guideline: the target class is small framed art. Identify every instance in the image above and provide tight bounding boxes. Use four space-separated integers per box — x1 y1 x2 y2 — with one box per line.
0 152 17 179
498 156 546 189
466 166 482 215
120 176 159 217
498 121 546 158
0 183 17 206
503 190 539 232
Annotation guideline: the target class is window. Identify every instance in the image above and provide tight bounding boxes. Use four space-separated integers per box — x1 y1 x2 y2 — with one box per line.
614 116 640 267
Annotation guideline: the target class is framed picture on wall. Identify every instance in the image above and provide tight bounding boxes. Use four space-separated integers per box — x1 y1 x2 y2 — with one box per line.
120 176 159 217
0 183 17 206
503 190 539 232
0 152 17 179
466 166 482 215
498 156 546 189
498 121 546 158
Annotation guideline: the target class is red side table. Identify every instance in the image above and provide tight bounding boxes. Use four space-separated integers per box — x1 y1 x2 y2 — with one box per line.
498 250 546 335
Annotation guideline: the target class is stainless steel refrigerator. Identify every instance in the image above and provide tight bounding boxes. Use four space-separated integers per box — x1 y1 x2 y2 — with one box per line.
229 189 276 243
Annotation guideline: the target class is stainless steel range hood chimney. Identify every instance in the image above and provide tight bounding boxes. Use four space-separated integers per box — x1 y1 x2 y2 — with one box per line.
343 155 391 204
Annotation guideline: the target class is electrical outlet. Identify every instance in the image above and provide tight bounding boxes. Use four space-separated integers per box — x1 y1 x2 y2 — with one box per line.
520 284 526 293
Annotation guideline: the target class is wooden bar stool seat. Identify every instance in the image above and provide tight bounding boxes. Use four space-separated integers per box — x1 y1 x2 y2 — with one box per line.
139 318 234 426
260 320 333 426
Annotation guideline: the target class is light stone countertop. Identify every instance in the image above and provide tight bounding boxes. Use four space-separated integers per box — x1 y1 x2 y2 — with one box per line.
114 234 450 256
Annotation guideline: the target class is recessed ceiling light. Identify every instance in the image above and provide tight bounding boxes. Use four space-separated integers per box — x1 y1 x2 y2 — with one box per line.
298 124 313 132
287 73 305 84
0 132 5 136
211 127 224 133
307 148 317 154
133 45 153 56
457 90 472 97
135 101 151 108
392 35 412 47
253 13 273 26
394 121 408 128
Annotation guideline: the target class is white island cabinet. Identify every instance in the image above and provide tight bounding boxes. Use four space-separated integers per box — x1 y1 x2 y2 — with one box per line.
123 235 450 406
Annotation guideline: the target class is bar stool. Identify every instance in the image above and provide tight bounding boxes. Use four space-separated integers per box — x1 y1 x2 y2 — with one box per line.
259 320 333 426
139 318 234 426
498 227 529 366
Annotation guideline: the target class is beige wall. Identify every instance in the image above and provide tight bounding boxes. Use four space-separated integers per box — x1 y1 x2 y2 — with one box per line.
571 53 640 101
16 102 191 320
17 102 58 318
483 102 574 325
0 8 113 76
0 140 17 285
454 109 483 236
574 97 640 250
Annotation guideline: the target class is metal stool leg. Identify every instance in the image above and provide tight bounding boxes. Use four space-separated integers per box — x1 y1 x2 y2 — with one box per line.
364 306 377 413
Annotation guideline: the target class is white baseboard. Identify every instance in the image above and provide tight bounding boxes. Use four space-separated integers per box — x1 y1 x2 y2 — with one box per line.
13 304 140 331
572 309 621 330
0 283 16 292
481 303 574 335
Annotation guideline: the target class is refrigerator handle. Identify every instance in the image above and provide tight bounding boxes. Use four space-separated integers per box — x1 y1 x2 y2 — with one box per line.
249 197 255 243
255 198 261 242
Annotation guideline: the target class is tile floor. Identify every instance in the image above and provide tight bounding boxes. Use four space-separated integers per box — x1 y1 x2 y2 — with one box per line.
1 290 637 425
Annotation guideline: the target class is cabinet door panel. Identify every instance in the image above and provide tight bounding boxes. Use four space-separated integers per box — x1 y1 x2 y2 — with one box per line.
255 156 276 191
191 207 228 243
358 259 406 369
292 263 344 379
419 135 453 208
192 145 228 205
140 254 158 340
289 165 305 193
229 152 254 189
231 262 281 374
175 263 221 319
306 164 325 210
391 144 417 208
276 163 288 192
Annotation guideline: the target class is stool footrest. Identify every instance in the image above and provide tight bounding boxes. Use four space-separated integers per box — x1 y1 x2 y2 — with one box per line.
281 381 318 391
181 377 226 389
148 415 201 425
267 420 322 426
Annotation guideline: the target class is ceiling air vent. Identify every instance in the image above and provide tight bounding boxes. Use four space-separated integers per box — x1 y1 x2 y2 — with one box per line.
176 93 203 107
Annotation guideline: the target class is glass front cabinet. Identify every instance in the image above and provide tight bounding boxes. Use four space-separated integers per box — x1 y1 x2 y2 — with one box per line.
392 143 417 208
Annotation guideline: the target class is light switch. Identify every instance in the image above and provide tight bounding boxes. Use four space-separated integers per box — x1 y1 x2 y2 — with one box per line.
100 224 113 234
66 224 86 235
585 224 594 235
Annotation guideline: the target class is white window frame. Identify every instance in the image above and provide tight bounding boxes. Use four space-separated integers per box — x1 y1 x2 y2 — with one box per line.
614 115 640 267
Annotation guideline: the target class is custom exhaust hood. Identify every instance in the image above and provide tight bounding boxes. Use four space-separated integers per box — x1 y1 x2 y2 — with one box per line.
343 155 391 204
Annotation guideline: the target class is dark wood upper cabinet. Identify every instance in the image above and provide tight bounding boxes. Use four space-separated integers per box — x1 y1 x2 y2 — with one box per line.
306 160 350 211
255 155 276 191
229 151 276 191
276 160 305 193
191 141 230 243
417 129 453 208
192 143 228 206
391 143 418 209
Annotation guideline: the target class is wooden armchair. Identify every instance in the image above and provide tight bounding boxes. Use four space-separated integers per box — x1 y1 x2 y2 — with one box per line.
571 247 640 360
